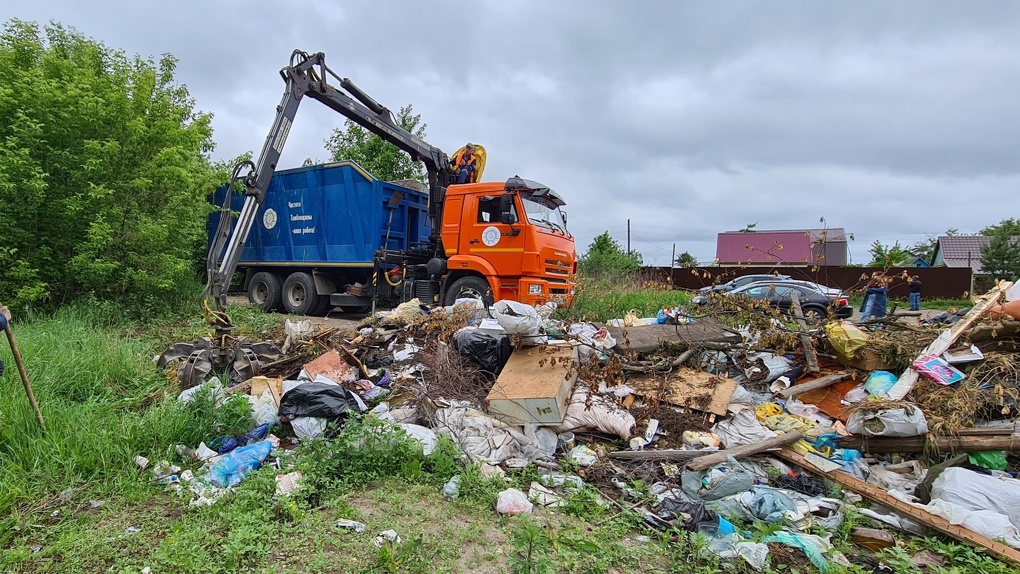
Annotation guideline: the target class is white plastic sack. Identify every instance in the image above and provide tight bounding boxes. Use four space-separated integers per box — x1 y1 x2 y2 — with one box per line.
745 352 793 383
556 387 635 440
396 423 438 456
846 407 928 437
291 416 327 439
496 488 533 515
492 300 544 345
177 378 224 404
282 319 313 354
712 409 777 448
249 388 279 426
432 402 554 463
930 467 1020 530
926 499 1020 548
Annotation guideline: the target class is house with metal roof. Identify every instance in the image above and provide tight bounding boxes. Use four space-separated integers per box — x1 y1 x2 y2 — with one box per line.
715 228 848 266
930 235 1020 272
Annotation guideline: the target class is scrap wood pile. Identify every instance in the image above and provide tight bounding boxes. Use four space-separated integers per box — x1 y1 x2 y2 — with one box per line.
154 281 1020 570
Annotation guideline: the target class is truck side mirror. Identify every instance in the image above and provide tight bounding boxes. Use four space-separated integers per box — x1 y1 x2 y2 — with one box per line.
499 194 517 224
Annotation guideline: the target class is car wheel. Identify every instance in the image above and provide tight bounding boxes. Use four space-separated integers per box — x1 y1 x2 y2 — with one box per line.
444 276 493 307
282 272 321 315
247 272 282 311
802 306 826 324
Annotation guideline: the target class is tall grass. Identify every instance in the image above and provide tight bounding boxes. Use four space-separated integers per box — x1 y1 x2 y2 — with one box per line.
557 269 692 323
0 302 253 516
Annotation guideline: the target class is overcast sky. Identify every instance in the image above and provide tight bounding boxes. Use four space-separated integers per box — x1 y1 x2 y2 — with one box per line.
9 1 1020 265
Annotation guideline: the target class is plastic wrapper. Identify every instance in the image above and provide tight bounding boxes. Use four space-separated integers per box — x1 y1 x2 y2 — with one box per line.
741 486 799 524
282 319 313 354
495 488 533 515
449 298 487 325
682 457 755 501
453 329 512 376
209 441 273 488
846 406 927 437
762 531 833 574
682 431 723 449
825 321 867 358
278 382 363 421
656 498 718 531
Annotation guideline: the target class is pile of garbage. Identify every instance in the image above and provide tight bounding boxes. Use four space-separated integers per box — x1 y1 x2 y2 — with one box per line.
154 280 1020 569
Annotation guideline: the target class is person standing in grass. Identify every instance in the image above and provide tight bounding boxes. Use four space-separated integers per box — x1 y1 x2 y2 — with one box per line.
908 275 922 311
859 275 889 323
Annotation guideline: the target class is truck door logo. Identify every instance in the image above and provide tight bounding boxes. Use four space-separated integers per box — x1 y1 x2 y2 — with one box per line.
263 208 278 230
482 226 501 247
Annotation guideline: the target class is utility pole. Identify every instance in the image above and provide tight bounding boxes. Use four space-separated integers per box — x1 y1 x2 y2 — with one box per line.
627 219 631 254
672 243 676 269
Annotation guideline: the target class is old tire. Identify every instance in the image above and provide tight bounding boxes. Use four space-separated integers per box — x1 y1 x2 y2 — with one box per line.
247 272 282 311
282 272 321 315
444 276 494 307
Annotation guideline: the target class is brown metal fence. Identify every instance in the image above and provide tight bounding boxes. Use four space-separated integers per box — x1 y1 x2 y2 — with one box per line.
639 266 973 300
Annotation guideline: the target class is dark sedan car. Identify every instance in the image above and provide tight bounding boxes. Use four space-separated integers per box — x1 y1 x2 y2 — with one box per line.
696 281 853 321
697 273 792 293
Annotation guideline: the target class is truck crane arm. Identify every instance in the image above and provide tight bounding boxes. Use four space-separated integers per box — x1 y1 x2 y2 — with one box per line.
210 50 453 318
166 50 454 388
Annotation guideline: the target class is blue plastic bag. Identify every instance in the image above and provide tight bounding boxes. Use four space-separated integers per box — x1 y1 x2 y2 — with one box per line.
210 441 273 488
864 370 897 398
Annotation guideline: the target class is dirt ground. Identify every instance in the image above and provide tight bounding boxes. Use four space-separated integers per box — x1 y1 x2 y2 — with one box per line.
227 295 365 330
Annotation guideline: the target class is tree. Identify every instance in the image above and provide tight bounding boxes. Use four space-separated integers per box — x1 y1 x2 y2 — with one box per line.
868 240 912 267
981 218 1020 237
675 251 697 268
579 232 642 276
980 231 1020 280
910 228 958 265
739 222 758 233
0 20 225 312
323 104 428 186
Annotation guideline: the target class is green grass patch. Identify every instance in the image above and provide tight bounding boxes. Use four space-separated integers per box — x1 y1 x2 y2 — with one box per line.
848 297 973 312
0 301 270 519
557 271 691 323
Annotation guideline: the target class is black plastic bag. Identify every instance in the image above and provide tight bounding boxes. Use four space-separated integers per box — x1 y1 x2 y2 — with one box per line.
278 383 361 421
656 497 718 531
775 473 826 497
453 330 512 377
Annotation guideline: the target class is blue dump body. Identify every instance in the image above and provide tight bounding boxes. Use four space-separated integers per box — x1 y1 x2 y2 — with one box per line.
210 162 430 267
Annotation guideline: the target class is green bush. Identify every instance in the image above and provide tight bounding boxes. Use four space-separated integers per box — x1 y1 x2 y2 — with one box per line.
0 19 228 316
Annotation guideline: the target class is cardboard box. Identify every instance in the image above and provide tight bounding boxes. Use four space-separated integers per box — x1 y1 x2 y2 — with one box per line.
485 346 577 426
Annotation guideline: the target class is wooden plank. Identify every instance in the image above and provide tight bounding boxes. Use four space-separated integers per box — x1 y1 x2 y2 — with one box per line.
627 368 738 416
837 434 1020 454
601 319 742 354
687 431 803 471
790 292 821 373
887 281 1012 400
608 449 708 461
776 448 1020 565
777 372 851 399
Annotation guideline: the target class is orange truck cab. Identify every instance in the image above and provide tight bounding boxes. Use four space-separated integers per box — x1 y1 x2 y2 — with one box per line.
439 176 576 307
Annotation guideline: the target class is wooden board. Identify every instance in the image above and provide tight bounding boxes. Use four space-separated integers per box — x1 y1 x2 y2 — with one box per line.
777 448 1020 565
627 368 738 416
485 346 577 425
601 318 742 355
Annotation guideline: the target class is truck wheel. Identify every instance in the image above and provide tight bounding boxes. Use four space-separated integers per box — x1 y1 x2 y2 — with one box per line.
248 272 282 311
282 272 321 315
444 276 494 307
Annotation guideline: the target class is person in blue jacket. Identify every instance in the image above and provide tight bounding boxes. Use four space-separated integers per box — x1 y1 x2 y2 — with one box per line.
859 276 888 323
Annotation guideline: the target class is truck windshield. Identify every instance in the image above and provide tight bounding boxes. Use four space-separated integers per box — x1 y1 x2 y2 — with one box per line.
521 193 569 234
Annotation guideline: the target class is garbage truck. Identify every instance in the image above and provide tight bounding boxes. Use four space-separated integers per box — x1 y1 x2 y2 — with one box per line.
167 49 576 387
208 52 577 315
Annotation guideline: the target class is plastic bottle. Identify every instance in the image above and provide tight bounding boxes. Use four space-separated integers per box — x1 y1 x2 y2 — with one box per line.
442 475 462 500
